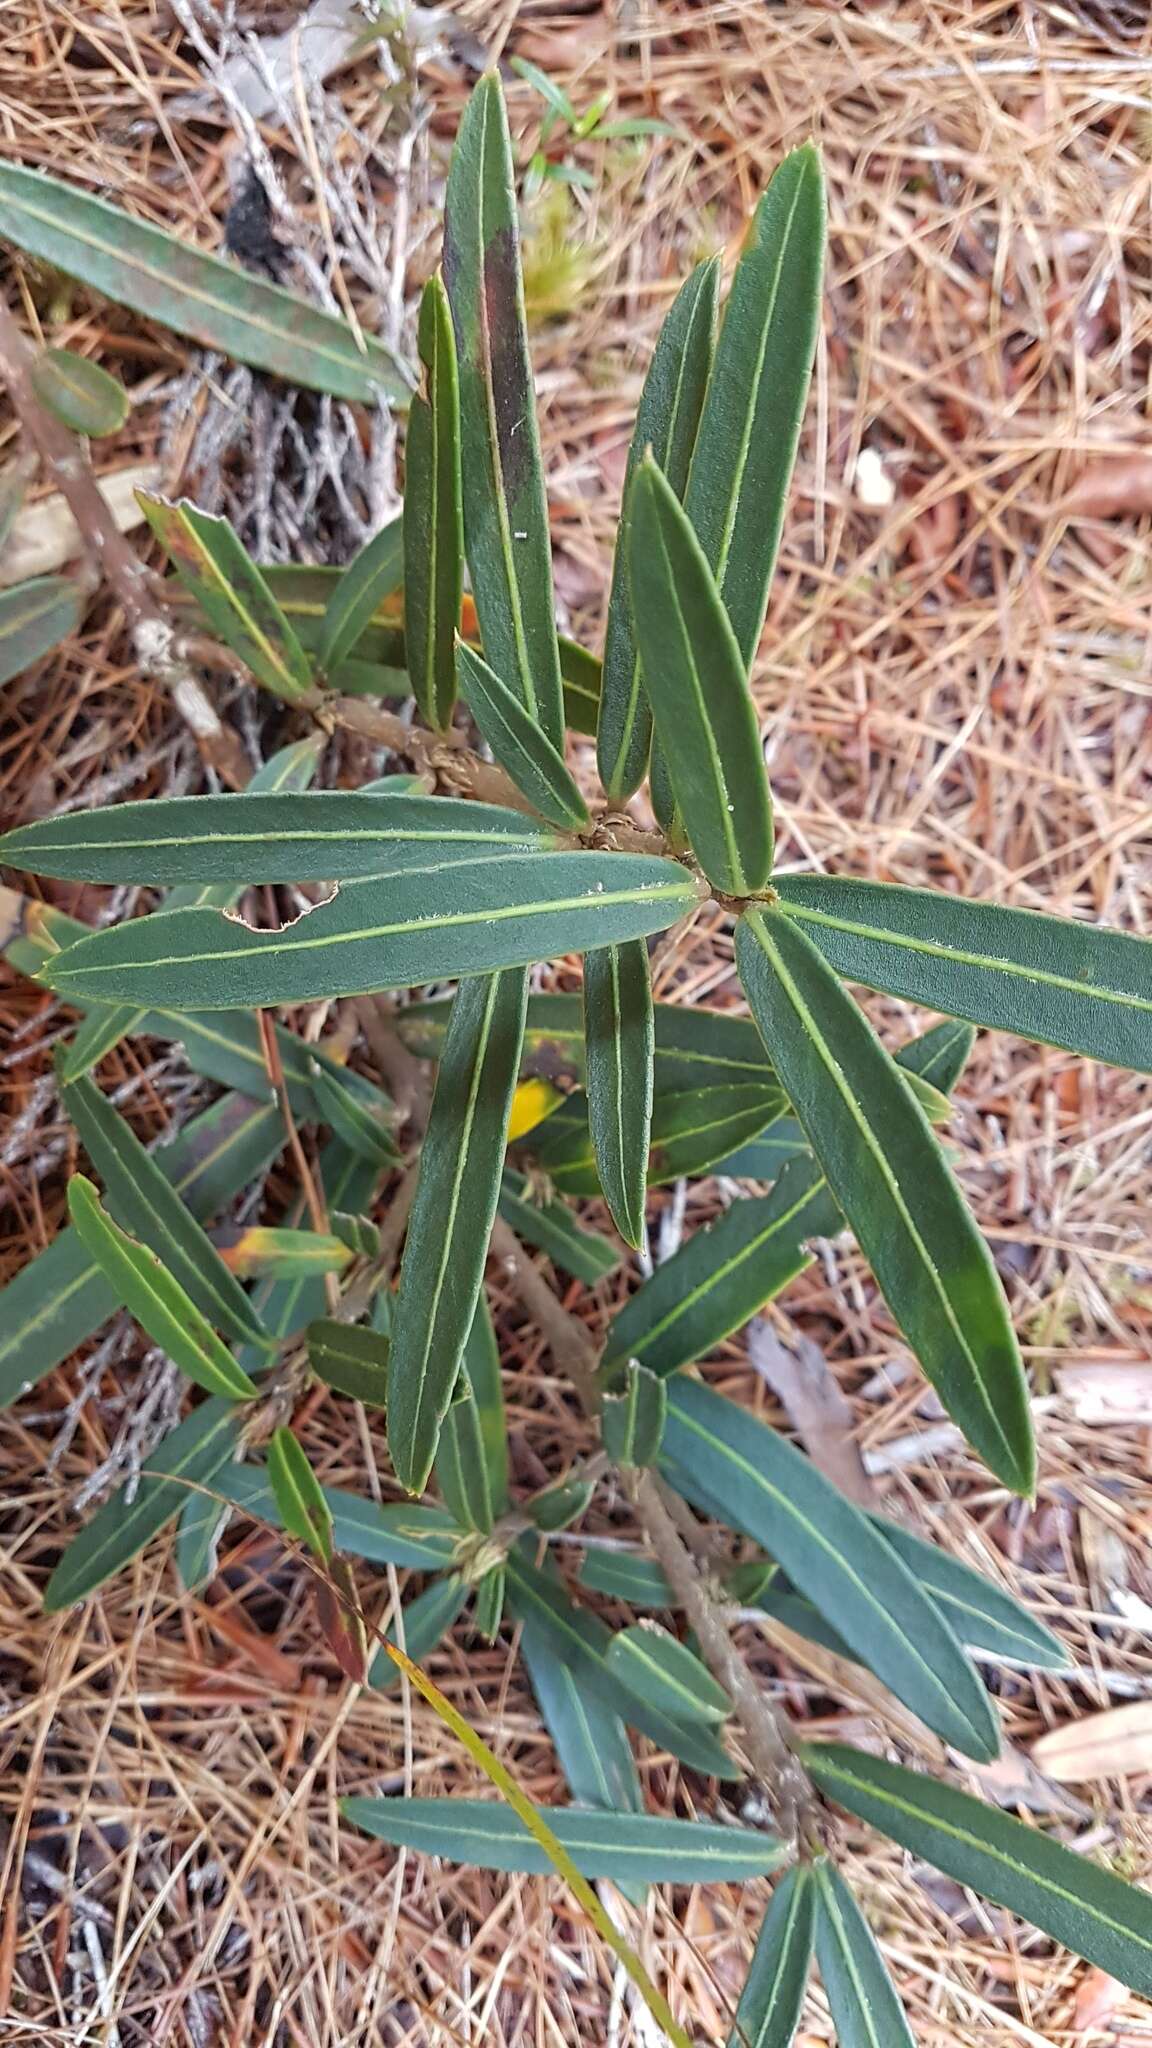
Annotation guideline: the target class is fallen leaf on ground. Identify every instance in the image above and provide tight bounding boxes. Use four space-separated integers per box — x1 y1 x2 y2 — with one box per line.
747 1318 876 1508
1057 1363 1152 1426
1072 1965 1128 2032
965 1741 1091 1819
1032 1702 1152 1785
1063 456 1152 521
0 463 160 585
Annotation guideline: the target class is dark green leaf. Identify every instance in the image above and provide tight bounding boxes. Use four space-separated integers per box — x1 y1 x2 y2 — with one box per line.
330 1211 380 1259
30 347 128 435
43 850 704 1012
219 1465 463 1568
728 1864 816 2048
737 906 1034 1495
579 1549 674 1608
443 72 565 750
598 256 719 797
684 145 825 666
307 1318 390 1407
369 1573 469 1689
812 1860 915 2048
535 1082 784 1195
607 1622 730 1724
319 516 405 676
388 968 528 1492
404 276 463 729
233 1140 380 1377
175 1486 229 1593
61 1065 269 1348
45 1398 242 1609
776 873 1152 1076
559 636 602 736
520 1577 643 1816
0 164 412 404
805 1744 1152 1997
628 458 773 894
530 1477 595 1532
869 1516 1068 1669
267 1427 333 1562
0 575 83 686
457 641 589 828
436 1381 496 1533
57 1003 148 1084
498 1169 619 1282
601 1362 666 1466
602 1155 839 1383
0 788 558 885
584 939 653 1247
67 1177 259 1401
659 1376 999 1760
505 1547 737 1778
138 495 313 702
460 1293 509 1515
342 1797 785 1881
308 1061 397 1163
895 1017 976 1095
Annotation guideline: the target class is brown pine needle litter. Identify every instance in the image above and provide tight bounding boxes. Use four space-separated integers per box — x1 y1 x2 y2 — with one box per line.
3 2 1152 2041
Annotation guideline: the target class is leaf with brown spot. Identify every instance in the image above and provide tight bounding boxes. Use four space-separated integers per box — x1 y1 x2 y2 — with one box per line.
315 1556 369 1683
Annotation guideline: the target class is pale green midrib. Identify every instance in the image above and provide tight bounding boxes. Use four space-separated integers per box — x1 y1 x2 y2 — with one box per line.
87 1118 257 1330
57 879 696 980
743 1872 805 2043
351 1810 772 1865
708 169 807 594
655 513 746 890
56 1412 238 1592
563 1672 615 1807
395 976 504 1472
553 1093 777 1180
78 1201 252 1393
814 1756 1152 1957
473 92 542 728
668 1400 978 1733
179 514 308 690
620 1174 825 1361
749 911 1016 1471
8 585 69 630
608 948 628 1215
421 366 439 697
15 822 550 857
816 1869 887 2048
783 901 1152 1015
614 1636 717 1714
0 1260 102 1367
3 178 382 381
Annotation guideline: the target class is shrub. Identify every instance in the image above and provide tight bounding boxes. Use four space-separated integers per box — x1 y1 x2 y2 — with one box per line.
2 72 1151 2044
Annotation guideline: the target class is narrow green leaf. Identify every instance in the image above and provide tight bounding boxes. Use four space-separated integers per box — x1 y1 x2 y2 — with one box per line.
776 873 1152 1076
138 495 313 703
45 1398 242 1609
368 1574 469 1689
895 1017 976 1095
807 1742 1152 1997
520 1580 643 1817
57 1003 148 1084
306 1318 390 1407
436 1381 496 1533
0 575 83 686
457 642 588 828
530 1476 595 1532
61 1065 269 1349
812 1860 915 2048
536 1082 785 1195
601 1361 666 1466
444 72 565 749
67 1177 259 1401
602 1154 839 1383
584 939 653 1247
607 1622 731 1724
869 1517 1068 1669
0 1225 119 1412
659 1376 1000 1760
388 968 528 1493
216 1226 351 1280
308 1061 397 1163
343 1797 784 1882
505 1547 738 1778
1 789 559 886
319 515 405 676
219 1465 462 1567
175 1485 229 1593
460 1293 509 1514
267 1427 334 1563
233 1139 380 1376
728 1864 816 2048
404 276 464 729
140 1091 284 1234
628 458 773 894
0 164 412 404
579 1549 674 1608
559 637 602 737
737 906 1034 1495
330 1211 380 1260
30 347 128 435
498 1169 619 1282
684 145 825 666
44 850 703 1011
473 1564 506 1640
598 256 720 797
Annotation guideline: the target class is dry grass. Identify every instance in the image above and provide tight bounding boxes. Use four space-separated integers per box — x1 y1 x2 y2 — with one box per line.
3 1 1152 2042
